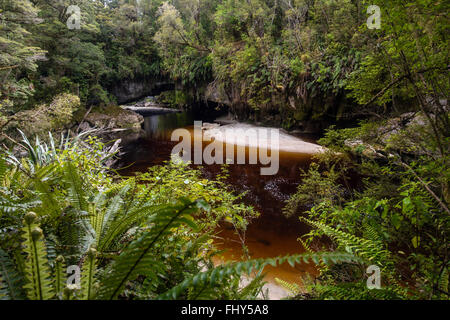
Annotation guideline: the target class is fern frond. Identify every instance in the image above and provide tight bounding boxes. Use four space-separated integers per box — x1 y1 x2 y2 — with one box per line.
238 274 266 299
298 238 314 254
275 278 300 296
302 217 408 298
362 221 383 244
188 286 220 300
97 204 162 253
438 267 449 296
63 162 88 212
95 186 129 250
57 207 94 264
31 164 60 218
301 218 391 268
101 184 129 232
97 199 205 300
80 248 98 300
0 249 25 300
54 256 66 299
159 252 362 299
0 157 7 183
22 212 54 300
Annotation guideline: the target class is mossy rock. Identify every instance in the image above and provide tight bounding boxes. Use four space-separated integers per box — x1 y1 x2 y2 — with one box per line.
86 105 144 131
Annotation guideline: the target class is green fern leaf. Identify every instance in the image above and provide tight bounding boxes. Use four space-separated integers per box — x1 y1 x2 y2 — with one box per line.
54 255 66 299
80 248 98 300
0 249 26 300
22 212 54 300
97 199 202 300
275 277 300 296
63 162 88 212
159 252 361 299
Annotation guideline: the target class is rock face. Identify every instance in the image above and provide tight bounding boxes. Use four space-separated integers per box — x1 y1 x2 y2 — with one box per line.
204 82 231 106
121 96 182 116
203 82 337 134
111 78 173 104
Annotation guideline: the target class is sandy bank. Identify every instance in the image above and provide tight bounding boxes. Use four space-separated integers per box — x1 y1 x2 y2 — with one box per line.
203 123 326 154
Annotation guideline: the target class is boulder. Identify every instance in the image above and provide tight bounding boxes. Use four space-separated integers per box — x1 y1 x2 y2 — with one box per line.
86 108 144 132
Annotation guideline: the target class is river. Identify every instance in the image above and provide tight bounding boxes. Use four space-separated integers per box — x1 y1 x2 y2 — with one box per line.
119 109 322 298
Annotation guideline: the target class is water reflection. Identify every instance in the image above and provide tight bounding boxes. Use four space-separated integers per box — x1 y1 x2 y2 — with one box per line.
143 112 195 140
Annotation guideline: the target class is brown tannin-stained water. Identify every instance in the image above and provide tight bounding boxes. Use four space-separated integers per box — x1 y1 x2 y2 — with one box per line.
119 111 321 294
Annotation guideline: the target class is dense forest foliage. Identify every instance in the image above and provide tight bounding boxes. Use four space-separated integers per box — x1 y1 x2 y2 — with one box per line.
0 0 449 300
2 0 448 125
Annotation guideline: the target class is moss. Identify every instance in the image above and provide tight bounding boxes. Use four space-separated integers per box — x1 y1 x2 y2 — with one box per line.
91 105 125 117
